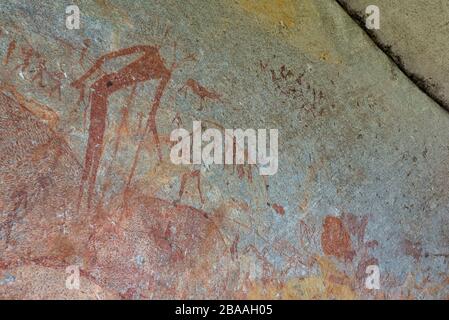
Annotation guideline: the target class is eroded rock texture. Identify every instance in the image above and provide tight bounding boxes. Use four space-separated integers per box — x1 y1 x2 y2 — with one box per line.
0 0 448 299
338 0 449 110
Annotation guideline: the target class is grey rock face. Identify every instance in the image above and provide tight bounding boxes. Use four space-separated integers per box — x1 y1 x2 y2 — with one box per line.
0 0 448 299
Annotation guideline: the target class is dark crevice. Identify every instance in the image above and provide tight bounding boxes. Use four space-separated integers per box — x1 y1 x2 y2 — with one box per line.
335 0 449 113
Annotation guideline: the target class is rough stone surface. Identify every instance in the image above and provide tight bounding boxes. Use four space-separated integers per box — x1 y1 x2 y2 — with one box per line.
338 0 449 110
0 0 448 299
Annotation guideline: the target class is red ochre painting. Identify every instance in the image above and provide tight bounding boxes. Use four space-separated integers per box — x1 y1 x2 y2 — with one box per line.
0 0 448 300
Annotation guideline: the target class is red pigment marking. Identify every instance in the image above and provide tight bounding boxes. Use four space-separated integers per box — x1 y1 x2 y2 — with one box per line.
271 203 285 216
172 112 182 127
178 169 204 204
47 67 65 101
356 257 378 282
179 79 222 110
299 220 316 247
72 45 170 210
342 212 369 245
72 45 195 210
402 239 422 261
279 65 293 79
113 85 137 158
99 85 138 202
321 216 355 262
31 53 47 87
14 46 34 73
3 39 16 65
237 164 253 183
230 234 239 260
125 49 195 189
182 79 221 101
2 188 27 244
79 39 91 67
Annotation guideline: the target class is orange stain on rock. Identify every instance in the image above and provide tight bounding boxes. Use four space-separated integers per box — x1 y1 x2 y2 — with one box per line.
272 203 285 216
321 216 355 262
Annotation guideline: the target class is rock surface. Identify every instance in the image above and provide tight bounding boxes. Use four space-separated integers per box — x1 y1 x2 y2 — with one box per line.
338 0 449 110
0 0 448 299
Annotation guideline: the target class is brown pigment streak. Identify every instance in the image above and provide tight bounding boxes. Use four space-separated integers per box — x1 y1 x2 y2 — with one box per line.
125 50 195 188
272 203 285 216
13 46 34 73
182 78 222 101
3 39 16 66
178 169 204 204
72 45 172 211
321 216 355 262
